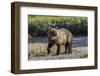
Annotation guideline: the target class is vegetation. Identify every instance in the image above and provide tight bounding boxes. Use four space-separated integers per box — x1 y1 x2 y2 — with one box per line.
28 38 88 59
28 15 88 37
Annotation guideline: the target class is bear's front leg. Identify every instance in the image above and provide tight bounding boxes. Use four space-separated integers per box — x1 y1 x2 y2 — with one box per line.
47 43 54 54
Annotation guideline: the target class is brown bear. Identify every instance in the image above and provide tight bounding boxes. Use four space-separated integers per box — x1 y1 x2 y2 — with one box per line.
47 27 73 55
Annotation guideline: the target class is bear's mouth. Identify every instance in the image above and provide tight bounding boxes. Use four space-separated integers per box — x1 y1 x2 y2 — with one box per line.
50 31 57 36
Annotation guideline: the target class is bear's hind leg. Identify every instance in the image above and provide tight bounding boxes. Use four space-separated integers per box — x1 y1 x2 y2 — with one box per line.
56 44 61 55
65 43 68 54
68 43 72 54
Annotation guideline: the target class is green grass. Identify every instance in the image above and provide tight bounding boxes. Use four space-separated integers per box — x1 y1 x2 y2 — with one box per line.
28 15 87 28
28 15 88 37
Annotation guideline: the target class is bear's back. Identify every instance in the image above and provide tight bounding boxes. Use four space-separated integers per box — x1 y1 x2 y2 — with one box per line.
56 28 73 44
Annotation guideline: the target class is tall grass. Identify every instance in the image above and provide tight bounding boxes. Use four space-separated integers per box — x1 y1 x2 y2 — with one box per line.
28 15 88 37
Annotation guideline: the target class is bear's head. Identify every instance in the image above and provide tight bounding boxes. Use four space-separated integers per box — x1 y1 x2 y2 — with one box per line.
48 27 58 37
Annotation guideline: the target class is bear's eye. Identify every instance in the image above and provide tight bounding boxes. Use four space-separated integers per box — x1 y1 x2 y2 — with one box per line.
50 31 57 36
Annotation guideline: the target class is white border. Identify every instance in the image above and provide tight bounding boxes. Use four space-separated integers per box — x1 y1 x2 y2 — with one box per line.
20 6 95 70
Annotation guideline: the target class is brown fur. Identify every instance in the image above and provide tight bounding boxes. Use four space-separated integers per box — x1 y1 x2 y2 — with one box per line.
47 27 73 55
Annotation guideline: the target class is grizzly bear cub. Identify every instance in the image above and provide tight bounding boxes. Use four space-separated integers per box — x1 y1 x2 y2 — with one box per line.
47 27 73 55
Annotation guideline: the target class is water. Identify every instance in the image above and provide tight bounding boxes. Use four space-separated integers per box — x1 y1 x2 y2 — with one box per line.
29 36 88 47
73 36 87 47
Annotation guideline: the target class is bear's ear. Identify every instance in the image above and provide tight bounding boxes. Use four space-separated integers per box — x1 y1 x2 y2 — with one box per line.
48 26 52 31
55 27 58 29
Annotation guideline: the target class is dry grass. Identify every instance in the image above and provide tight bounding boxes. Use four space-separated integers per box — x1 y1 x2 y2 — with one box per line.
28 43 66 57
28 43 88 60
